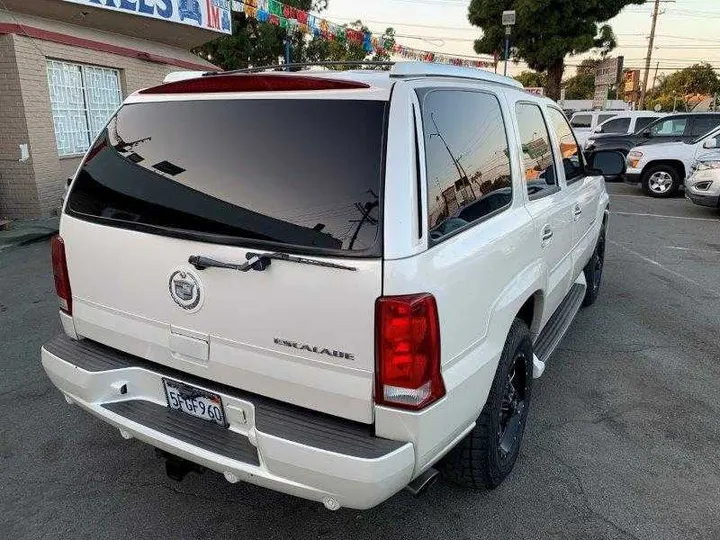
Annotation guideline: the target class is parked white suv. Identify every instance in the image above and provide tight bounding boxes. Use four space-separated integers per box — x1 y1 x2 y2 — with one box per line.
626 126 720 197
569 110 621 147
42 63 621 510
586 111 665 148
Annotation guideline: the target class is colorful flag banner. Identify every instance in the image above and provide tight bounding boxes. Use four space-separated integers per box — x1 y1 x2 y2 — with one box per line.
231 0 496 68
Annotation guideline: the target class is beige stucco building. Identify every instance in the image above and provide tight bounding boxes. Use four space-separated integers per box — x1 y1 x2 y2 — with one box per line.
1 0 224 219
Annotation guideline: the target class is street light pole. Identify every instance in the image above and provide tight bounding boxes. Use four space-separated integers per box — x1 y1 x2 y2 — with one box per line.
501 10 516 78
504 27 511 77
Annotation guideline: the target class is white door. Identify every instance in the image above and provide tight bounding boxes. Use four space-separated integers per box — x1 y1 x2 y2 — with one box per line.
515 102 574 323
546 107 603 276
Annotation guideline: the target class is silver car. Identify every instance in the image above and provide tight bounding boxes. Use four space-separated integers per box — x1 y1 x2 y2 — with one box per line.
687 154 720 209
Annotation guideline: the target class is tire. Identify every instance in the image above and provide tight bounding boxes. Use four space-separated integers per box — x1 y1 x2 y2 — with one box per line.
582 225 606 307
441 319 533 489
641 164 681 198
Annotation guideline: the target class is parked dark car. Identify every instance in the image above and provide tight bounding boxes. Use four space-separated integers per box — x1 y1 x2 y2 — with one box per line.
585 113 720 158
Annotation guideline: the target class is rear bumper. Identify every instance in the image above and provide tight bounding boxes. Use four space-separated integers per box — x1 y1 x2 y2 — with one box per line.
41 334 414 510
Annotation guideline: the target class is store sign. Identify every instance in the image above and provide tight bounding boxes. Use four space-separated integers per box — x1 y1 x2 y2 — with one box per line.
63 0 232 34
525 87 544 97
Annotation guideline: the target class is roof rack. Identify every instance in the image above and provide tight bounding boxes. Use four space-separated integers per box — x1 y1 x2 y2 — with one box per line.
389 62 523 89
198 60 523 90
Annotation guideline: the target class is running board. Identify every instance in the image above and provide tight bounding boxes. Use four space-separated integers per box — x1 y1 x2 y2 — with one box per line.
533 280 587 369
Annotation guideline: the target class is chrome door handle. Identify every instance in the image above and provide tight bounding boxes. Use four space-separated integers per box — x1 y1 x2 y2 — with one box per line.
573 206 583 221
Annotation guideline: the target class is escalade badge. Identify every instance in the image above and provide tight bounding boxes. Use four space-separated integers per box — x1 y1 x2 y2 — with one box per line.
274 338 355 361
168 269 203 312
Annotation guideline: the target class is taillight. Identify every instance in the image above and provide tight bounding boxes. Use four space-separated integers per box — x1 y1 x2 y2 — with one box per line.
139 74 370 94
51 235 72 315
375 294 445 410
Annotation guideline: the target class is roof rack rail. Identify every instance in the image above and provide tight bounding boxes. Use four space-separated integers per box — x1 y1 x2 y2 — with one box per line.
204 61 396 76
199 61 524 90
389 62 523 89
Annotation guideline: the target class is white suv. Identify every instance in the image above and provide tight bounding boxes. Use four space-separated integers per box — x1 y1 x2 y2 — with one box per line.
626 126 720 197
42 63 621 511
569 110 621 147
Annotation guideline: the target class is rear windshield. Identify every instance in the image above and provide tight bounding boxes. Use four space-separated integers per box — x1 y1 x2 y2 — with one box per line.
66 99 387 257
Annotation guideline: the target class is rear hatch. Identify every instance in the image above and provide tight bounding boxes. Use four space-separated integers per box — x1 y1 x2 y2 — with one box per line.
61 81 388 423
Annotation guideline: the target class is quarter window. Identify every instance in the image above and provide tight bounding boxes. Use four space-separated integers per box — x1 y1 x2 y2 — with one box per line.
547 108 585 184
515 103 558 198
47 60 123 156
418 89 512 243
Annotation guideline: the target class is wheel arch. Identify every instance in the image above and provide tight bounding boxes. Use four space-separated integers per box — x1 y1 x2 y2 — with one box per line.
642 159 686 180
516 290 544 338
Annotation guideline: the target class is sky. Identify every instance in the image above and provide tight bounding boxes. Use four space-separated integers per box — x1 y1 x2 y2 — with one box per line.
321 0 720 82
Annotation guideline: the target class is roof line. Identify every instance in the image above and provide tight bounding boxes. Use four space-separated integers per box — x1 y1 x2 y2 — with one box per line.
0 23 216 71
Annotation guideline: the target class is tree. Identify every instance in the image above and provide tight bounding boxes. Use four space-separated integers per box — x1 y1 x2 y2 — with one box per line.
193 3 390 71
305 22 395 69
194 0 321 70
657 63 720 96
562 59 601 99
515 70 547 88
643 64 720 112
468 0 646 100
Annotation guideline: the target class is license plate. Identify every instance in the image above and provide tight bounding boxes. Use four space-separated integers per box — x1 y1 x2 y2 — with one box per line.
162 378 227 427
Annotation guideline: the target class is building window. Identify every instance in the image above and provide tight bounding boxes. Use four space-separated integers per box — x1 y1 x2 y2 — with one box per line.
46 60 122 157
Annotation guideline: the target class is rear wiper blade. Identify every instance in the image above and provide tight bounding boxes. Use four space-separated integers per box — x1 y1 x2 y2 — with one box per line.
188 252 357 273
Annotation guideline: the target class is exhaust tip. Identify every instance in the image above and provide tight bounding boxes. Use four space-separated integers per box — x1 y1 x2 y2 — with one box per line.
405 467 440 498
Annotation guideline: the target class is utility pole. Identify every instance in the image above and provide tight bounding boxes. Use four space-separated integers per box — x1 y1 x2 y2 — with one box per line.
639 0 661 110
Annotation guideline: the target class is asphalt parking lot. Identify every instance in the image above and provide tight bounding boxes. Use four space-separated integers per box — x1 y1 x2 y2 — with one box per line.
1 182 719 540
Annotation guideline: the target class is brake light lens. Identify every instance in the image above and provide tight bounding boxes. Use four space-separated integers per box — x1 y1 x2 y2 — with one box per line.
51 235 72 314
375 294 444 410
139 74 370 95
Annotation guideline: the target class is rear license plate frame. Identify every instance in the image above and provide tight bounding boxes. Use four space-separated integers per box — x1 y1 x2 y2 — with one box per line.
162 378 228 428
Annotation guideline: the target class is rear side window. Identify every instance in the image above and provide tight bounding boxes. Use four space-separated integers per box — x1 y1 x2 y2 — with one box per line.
601 117 631 134
598 114 616 125
66 99 387 257
651 117 687 136
516 103 558 198
690 116 720 137
571 114 592 128
417 89 512 243
634 117 658 132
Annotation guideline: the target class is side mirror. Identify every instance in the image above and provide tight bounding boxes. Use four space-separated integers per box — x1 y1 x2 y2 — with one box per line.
586 150 626 176
703 138 718 149
641 129 651 138
594 125 603 133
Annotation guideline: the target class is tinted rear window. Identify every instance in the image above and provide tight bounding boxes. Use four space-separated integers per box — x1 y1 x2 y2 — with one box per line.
690 116 720 138
66 99 387 257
